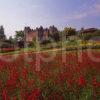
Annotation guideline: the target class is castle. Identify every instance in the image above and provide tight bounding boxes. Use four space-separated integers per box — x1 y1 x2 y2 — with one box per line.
24 25 60 45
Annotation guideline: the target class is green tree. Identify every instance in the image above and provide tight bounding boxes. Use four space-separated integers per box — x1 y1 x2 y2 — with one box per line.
49 25 60 42
9 36 13 41
15 31 24 41
63 27 76 36
8 36 15 44
0 25 6 40
0 25 4 34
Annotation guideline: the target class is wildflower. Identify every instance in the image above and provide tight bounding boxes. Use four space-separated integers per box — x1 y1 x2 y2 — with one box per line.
67 79 74 86
20 91 24 100
21 67 28 79
2 89 7 100
27 89 42 100
0 79 2 87
78 75 86 87
92 77 100 87
13 96 17 100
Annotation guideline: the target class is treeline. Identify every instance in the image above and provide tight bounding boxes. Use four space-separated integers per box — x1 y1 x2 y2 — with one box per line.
3 25 98 49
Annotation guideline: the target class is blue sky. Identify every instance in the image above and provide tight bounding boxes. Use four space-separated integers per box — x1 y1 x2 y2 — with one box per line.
0 0 100 38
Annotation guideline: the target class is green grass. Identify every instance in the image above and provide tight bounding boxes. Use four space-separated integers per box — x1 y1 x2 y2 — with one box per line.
0 41 100 55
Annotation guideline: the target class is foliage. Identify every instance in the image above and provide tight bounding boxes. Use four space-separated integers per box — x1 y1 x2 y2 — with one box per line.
63 27 76 36
15 31 24 42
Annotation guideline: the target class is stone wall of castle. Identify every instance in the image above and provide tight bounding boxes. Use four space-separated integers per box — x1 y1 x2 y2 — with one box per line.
24 26 59 44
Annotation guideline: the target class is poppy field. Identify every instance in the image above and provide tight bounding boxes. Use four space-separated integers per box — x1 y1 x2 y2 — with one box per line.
0 50 100 100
